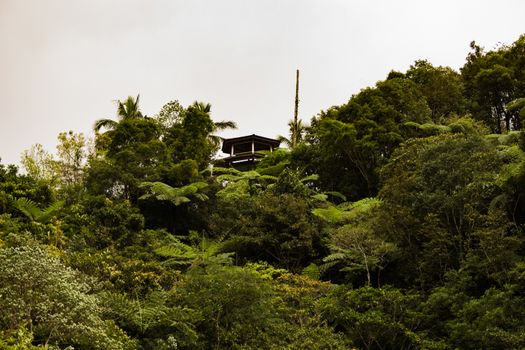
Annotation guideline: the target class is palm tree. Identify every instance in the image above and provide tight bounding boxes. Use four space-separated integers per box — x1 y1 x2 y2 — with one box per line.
94 94 144 132
189 101 237 148
278 118 306 149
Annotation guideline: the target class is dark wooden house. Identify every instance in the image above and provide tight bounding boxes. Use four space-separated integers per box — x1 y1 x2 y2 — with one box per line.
215 134 280 169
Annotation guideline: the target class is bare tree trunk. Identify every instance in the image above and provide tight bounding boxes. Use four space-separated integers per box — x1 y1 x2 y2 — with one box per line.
293 69 300 148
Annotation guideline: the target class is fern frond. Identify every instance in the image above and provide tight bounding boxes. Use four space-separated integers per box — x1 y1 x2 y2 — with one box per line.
155 243 197 259
12 197 41 221
300 174 319 183
258 175 277 182
322 252 348 263
324 191 347 201
37 200 64 223
318 260 341 273
311 193 329 202
217 174 242 182
201 167 242 176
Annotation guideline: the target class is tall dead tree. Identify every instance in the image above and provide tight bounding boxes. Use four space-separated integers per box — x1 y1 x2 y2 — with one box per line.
292 69 300 148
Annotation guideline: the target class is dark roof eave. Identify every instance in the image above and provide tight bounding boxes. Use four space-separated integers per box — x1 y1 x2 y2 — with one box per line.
221 134 281 153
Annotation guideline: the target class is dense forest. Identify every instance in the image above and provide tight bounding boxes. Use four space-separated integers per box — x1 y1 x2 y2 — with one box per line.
1 35 525 349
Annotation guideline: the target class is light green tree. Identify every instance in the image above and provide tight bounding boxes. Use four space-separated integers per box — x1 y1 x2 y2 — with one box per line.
20 144 56 183
0 246 134 349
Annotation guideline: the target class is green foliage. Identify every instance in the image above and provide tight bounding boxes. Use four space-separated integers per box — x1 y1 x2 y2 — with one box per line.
154 236 234 270
405 59 467 121
94 94 144 132
69 249 176 296
379 131 522 288
4 36 525 349
88 117 166 201
212 168 277 201
322 286 440 350
317 197 395 286
279 118 307 149
255 148 290 177
402 121 451 138
324 226 397 286
55 131 88 187
461 37 525 132
174 265 277 349
99 290 198 349
20 144 56 184
446 286 525 349
164 101 236 169
154 99 185 132
61 195 145 249
11 197 63 223
140 181 209 206
215 191 327 270
299 75 433 200
313 198 382 224
0 246 135 349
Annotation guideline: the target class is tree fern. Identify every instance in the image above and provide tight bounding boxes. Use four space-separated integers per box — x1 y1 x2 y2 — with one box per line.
140 181 209 206
12 198 64 223
154 242 198 267
154 237 233 270
12 198 40 221
201 166 242 177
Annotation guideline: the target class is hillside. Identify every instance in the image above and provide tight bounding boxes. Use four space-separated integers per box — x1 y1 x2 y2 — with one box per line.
1 35 525 349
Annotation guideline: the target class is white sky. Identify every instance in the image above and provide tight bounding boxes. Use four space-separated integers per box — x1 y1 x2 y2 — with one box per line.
1 0 524 166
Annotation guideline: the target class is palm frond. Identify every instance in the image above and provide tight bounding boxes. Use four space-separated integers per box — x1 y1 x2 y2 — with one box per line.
277 135 292 148
134 94 140 111
208 135 223 148
93 118 118 132
192 101 211 113
118 95 143 119
213 120 237 130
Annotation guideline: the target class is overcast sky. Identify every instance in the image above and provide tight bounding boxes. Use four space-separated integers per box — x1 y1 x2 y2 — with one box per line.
1 0 524 166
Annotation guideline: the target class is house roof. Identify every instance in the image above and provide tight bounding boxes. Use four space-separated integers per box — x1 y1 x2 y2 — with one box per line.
221 134 281 154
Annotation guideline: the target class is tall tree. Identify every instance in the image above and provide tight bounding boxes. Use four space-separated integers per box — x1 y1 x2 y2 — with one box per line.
461 39 524 133
378 122 521 288
301 76 432 199
20 144 56 183
405 60 466 121
55 131 88 187
93 94 144 132
165 102 236 168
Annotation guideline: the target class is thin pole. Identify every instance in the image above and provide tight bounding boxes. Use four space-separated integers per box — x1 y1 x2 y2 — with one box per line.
293 69 300 148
